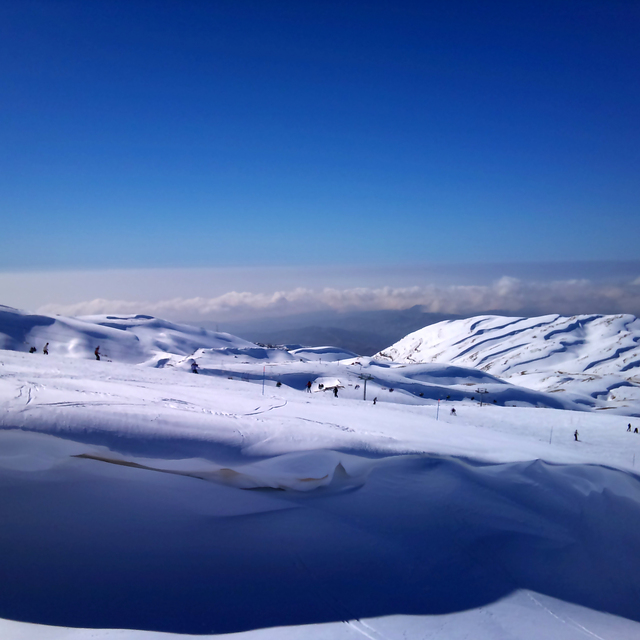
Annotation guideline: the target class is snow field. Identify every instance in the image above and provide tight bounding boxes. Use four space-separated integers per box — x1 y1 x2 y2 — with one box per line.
1 306 640 639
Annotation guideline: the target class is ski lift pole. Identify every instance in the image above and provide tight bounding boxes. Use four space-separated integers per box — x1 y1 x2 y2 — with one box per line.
262 366 265 396
475 388 489 407
436 399 440 421
358 374 374 401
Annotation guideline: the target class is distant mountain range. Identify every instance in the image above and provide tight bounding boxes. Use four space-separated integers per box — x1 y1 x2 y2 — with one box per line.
194 306 470 355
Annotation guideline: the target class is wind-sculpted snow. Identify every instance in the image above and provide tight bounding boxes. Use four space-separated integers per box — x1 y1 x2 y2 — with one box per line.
1 428 639 637
2 307 640 638
378 313 640 413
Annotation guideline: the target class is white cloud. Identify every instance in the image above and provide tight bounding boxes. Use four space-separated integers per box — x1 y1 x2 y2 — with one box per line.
36 277 640 322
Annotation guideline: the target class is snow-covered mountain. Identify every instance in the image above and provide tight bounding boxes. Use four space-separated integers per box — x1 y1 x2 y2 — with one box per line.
0 305 608 412
2 305 640 639
0 305 255 365
377 314 640 409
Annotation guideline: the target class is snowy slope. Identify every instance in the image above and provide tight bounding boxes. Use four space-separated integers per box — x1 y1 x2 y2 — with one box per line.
0 305 597 412
377 313 640 411
2 306 640 639
0 305 256 364
1 348 640 640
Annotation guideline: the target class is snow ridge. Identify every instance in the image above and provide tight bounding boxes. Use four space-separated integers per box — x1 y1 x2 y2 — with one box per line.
377 314 640 410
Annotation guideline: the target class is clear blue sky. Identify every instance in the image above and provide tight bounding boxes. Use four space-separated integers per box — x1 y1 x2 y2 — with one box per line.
1 0 639 271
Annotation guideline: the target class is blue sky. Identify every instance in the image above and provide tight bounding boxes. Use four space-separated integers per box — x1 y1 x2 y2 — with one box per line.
1 1 639 318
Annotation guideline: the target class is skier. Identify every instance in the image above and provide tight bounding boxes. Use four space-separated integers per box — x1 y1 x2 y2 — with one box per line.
450 408 457 416
333 387 338 398
191 361 199 374
306 381 312 393
29 346 36 353
628 423 632 432
373 397 377 405
574 430 579 442
635 428 639 434
94 346 100 361
43 343 49 355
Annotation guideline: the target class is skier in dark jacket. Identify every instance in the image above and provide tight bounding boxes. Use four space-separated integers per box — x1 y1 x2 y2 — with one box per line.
333 387 338 398
574 430 579 441
94 346 100 361
306 381 312 393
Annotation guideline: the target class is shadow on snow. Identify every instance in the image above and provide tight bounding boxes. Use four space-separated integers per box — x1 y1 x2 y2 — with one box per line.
0 451 639 634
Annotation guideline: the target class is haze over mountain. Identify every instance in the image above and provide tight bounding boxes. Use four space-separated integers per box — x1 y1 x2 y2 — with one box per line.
198 307 468 355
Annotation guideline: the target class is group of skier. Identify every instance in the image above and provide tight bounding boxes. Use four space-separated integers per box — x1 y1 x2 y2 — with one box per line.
627 423 639 434
28 343 49 354
305 380 339 397
29 344 107 360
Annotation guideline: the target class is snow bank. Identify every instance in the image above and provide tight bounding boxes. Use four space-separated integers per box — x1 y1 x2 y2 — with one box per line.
1 429 639 637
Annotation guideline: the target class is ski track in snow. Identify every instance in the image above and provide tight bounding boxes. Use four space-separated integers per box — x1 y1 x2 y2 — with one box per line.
296 416 356 433
243 400 288 416
527 593 609 640
345 620 389 640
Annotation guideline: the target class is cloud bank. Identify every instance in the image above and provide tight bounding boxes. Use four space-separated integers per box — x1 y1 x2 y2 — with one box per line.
37 276 640 322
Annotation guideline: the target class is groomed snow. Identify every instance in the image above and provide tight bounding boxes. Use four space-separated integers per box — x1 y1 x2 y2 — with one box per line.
1 306 640 639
